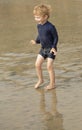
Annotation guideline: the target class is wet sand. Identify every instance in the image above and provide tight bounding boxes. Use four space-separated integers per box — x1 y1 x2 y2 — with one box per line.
0 0 82 130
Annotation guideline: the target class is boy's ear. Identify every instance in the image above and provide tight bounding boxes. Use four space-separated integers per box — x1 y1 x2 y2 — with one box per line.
45 15 48 19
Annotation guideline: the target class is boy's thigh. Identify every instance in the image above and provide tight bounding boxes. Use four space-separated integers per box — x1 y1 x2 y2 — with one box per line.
47 57 55 69
35 54 44 66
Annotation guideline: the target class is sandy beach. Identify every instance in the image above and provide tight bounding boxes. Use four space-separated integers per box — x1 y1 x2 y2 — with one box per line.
0 0 82 130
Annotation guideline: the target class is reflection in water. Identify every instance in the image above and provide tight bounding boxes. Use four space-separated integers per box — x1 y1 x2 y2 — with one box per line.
38 89 64 130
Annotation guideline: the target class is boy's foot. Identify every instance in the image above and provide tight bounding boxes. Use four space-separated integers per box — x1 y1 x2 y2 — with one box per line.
34 80 44 89
44 85 55 90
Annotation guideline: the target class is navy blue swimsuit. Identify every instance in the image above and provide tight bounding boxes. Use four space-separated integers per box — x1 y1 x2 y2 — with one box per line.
35 21 58 50
35 21 58 59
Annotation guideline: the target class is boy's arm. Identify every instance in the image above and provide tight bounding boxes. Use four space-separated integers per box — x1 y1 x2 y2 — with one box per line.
30 35 40 45
50 26 58 55
51 26 58 49
35 35 40 44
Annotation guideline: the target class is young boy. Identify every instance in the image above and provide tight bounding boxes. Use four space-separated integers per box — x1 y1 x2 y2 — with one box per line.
31 4 58 90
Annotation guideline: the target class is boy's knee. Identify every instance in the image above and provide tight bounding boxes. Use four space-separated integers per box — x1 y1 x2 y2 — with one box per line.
35 62 38 67
35 62 41 69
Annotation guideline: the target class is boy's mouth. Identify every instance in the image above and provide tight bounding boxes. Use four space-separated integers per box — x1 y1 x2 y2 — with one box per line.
35 17 41 22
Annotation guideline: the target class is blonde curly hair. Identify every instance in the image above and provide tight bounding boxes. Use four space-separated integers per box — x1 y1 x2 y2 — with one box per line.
33 4 51 18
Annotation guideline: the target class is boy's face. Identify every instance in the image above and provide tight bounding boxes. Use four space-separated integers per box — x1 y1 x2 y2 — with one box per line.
34 15 48 24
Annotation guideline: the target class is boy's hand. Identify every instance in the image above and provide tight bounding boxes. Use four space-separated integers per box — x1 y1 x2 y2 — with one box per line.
30 40 36 44
50 48 57 55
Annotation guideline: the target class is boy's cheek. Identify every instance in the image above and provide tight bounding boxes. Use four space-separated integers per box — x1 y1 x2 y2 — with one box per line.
35 17 41 22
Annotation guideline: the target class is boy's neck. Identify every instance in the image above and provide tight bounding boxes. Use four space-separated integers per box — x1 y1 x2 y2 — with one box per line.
39 20 48 25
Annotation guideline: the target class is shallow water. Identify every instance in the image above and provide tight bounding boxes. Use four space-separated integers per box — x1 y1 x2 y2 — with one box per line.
0 0 82 130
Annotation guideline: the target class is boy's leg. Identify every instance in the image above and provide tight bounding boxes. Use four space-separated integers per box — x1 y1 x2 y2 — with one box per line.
46 58 55 90
35 54 44 88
